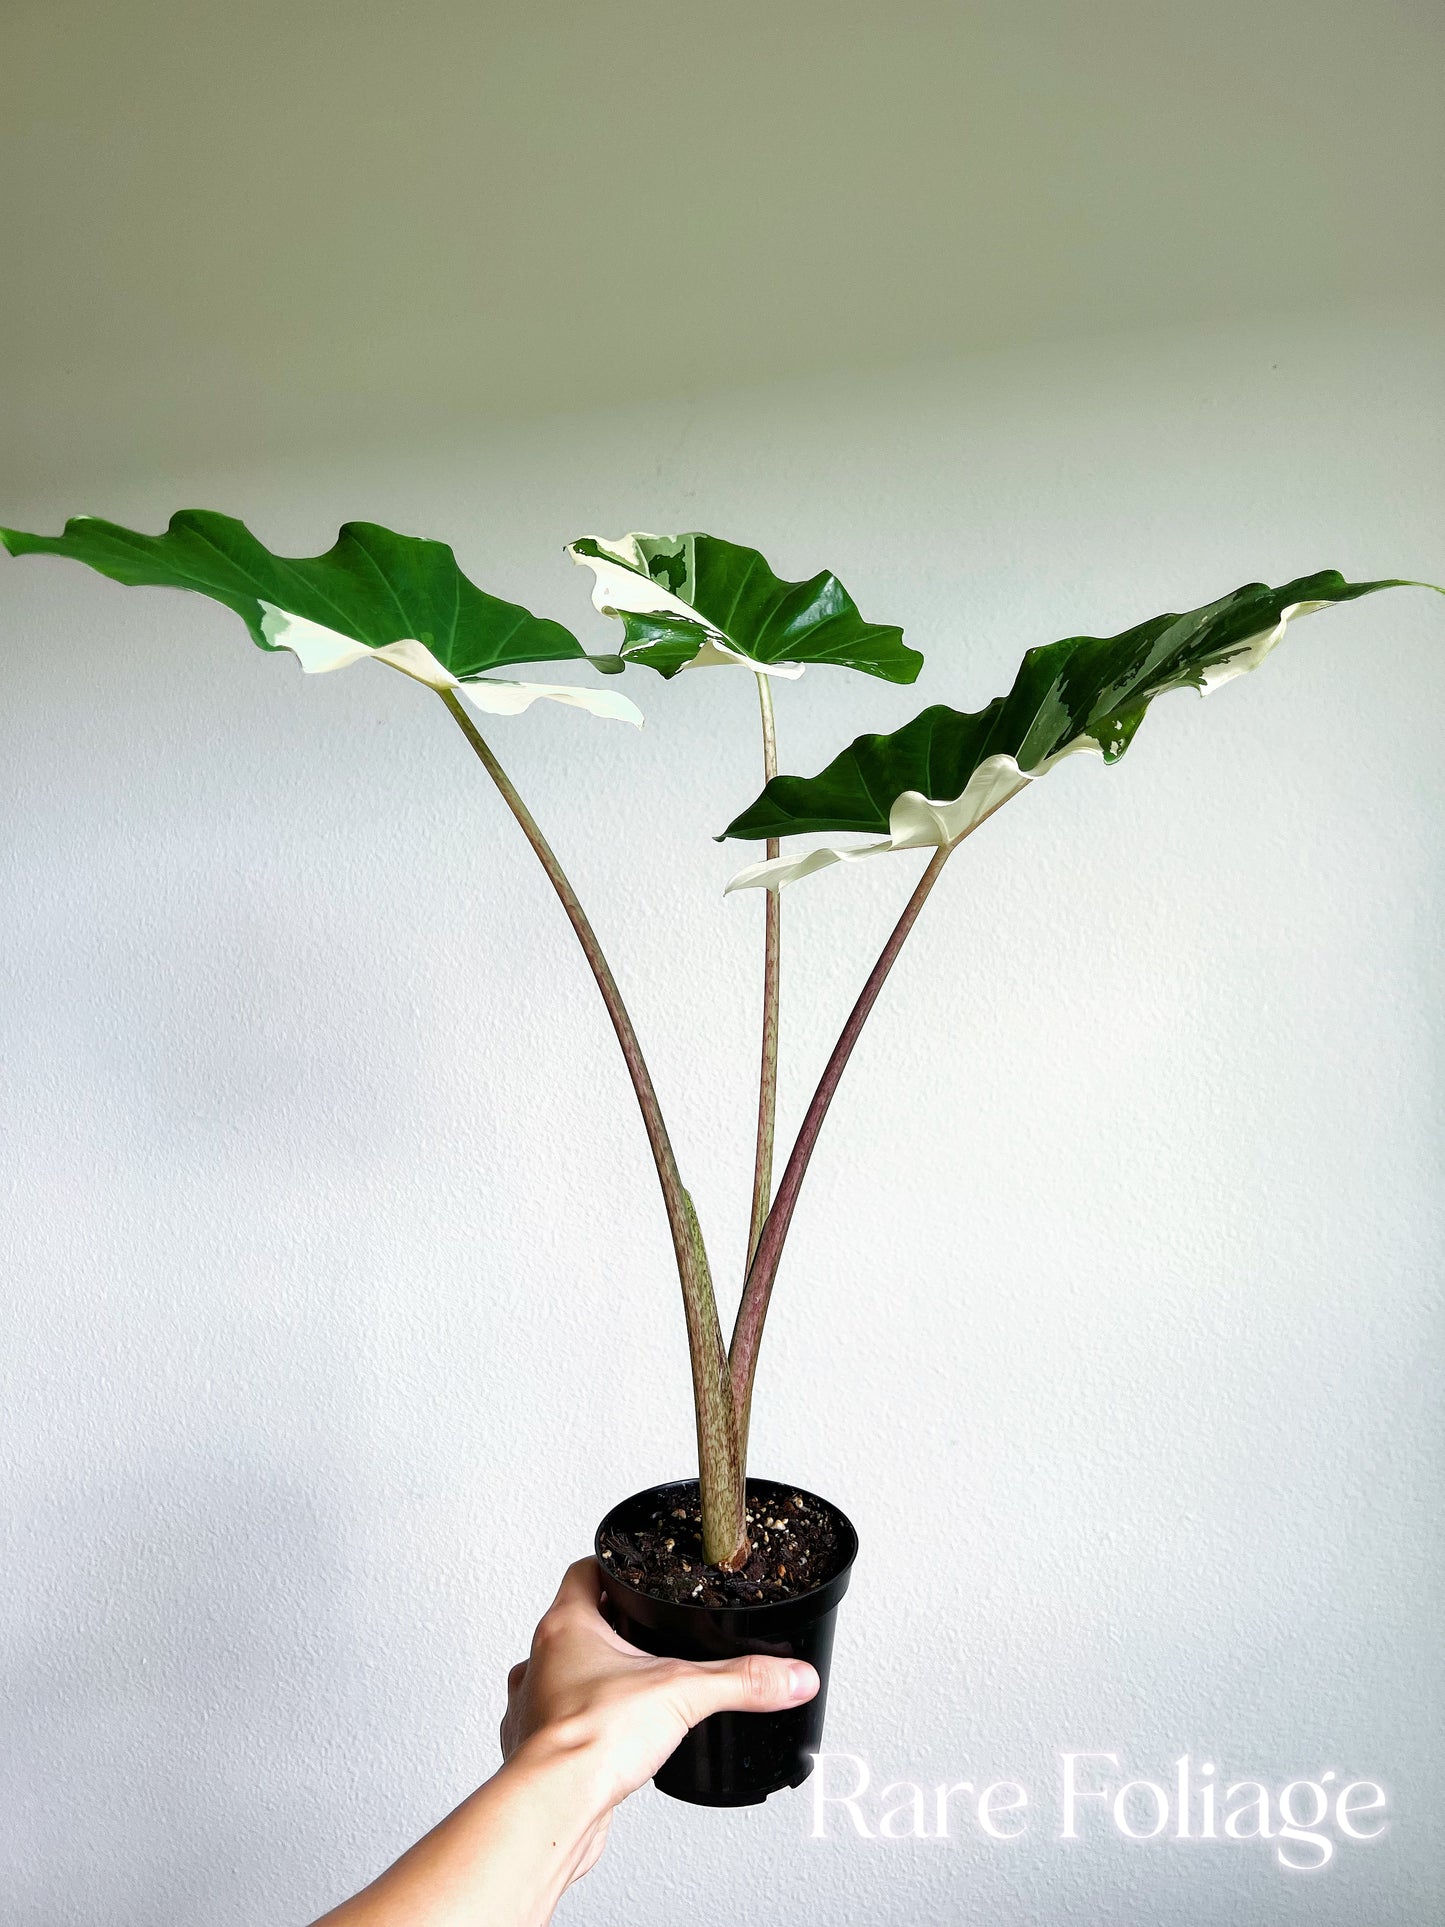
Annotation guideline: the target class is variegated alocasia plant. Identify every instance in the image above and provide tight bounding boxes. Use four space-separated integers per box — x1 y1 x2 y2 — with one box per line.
3 511 1437 1572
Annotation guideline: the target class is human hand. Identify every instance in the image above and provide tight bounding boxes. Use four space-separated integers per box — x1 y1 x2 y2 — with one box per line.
501 1556 819 1880
314 1555 817 1927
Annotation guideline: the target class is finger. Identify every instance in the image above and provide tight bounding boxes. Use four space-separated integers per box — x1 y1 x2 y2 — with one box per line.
546 1556 603 1618
536 1555 632 1657
666 1652 819 1728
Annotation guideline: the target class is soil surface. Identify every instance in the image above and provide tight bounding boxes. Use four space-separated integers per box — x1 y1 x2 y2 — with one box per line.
599 1483 846 1606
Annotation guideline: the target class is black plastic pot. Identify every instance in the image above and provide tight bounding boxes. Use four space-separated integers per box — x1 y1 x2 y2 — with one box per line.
595 1476 858 1807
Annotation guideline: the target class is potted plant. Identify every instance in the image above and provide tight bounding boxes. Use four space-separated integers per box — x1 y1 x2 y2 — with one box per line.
2 510 1436 1805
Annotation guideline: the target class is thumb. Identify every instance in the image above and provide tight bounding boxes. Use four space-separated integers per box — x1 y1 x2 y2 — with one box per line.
669 1652 820 1729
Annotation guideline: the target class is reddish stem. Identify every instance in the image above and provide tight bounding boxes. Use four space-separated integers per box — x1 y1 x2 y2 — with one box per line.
729 843 953 1445
747 672 781 1268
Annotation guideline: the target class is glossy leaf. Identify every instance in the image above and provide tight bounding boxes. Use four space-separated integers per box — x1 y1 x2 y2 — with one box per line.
722 571 1434 888
568 530 922 682
0 511 643 722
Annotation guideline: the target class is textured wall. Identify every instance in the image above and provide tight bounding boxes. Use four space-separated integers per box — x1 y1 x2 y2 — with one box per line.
3 310 1442 1923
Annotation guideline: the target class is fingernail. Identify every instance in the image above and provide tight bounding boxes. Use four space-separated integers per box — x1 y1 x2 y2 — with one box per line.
787 1662 819 1700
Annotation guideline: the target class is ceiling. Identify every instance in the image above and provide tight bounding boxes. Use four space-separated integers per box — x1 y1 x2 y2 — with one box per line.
4 0 1442 491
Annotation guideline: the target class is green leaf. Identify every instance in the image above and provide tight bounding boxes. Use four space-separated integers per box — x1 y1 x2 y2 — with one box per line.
567 531 922 682
721 571 1437 889
2 511 644 723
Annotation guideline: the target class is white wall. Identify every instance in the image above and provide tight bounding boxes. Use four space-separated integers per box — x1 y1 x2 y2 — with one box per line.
9 0 1442 493
3 307 1442 1924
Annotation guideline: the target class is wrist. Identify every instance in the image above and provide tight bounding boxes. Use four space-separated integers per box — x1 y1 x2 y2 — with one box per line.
504 1724 617 1832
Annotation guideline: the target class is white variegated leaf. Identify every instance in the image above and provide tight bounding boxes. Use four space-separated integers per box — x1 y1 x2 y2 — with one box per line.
568 530 921 682
259 606 642 722
0 509 640 722
723 575 1436 890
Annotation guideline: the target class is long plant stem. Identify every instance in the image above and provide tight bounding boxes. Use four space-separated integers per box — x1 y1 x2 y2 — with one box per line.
730 842 954 1449
440 691 745 1565
747 672 781 1270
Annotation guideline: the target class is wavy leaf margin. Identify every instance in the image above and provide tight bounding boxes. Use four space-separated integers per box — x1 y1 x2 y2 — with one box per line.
2 510 642 723
568 530 923 683
721 571 1437 889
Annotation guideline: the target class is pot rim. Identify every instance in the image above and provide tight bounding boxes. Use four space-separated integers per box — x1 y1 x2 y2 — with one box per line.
594 1474 859 1620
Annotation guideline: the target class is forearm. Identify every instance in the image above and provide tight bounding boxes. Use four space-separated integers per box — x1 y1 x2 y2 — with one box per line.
309 1557 816 1924
313 1736 611 1927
